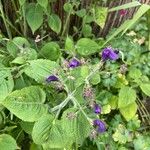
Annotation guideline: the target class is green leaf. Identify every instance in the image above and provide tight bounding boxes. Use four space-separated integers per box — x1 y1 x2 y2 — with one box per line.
32 115 54 145
94 7 108 29
48 14 61 34
82 24 92 37
128 68 142 79
90 73 101 85
30 143 43 150
24 59 59 83
19 0 26 6
7 37 30 57
118 86 136 108
26 4 43 34
76 9 86 18
76 38 99 56
65 36 75 55
0 134 18 150
20 121 34 134
119 102 137 121
109 1 141 12
140 83 150 96
39 42 61 61
63 2 73 13
0 68 14 102
2 86 48 122
37 0 48 8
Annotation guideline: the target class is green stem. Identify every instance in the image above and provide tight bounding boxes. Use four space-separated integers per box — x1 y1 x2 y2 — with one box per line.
0 0 12 39
22 4 27 37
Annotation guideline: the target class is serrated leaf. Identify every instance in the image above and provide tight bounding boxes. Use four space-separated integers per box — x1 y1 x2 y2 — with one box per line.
32 115 54 144
119 102 137 121
128 68 142 79
94 7 108 29
2 86 48 122
118 86 136 108
0 134 18 150
48 14 61 34
37 0 48 8
26 4 43 34
90 73 101 85
140 83 150 96
7 37 30 57
24 59 59 83
39 42 60 61
0 68 14 102
76 38 99 56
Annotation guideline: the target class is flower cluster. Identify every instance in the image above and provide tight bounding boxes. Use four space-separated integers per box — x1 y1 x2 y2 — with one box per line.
93 119 106 133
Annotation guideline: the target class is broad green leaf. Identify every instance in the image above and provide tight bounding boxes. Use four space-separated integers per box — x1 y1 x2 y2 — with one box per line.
37 0 48 8
48 14 61 34
122 4 150 34
109 1 141 12
76 38 99 56
102 104 111 114
0 134 18 150
0 68 14 102
19 0 26 6
140 83 150 96
26 4 43 34
119 102 137 121
109 96 118 110
118 86 136 108
94 7 108 29
128 68 142 79
39 42 60 61
32 115 54 144
24 59 59 83
2 86 48 122
7 37 30 57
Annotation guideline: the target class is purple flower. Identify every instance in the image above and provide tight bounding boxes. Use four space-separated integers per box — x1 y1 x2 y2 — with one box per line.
93 119 106 133
94 104 101 114
69 58 80 68
119 9 127 16
46 75 58 82
102 47 119 61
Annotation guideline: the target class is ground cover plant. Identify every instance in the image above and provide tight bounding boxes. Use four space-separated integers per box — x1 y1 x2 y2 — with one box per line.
0 0 150 149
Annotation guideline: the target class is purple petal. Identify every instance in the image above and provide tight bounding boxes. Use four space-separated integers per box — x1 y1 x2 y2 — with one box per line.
69 58 80 68
94 104 101 114
46 75 58 82
109 51 119 60
97 121 106 133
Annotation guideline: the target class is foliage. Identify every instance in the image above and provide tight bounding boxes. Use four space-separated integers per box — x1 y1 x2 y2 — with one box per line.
0 0 150 149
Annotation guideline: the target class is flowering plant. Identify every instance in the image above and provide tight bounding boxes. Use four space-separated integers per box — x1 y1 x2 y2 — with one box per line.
0 0 150 149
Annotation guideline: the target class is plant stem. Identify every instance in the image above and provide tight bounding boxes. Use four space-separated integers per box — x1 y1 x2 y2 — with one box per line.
0 0 12 39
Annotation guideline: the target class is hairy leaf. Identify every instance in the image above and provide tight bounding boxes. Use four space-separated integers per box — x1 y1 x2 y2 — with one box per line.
2 86 48 122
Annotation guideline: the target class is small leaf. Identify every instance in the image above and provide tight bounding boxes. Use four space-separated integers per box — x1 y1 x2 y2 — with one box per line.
48 14 61 34
26 4 43 34
140 83 150 96
82 24 92 37
76 38 99 56
37 0 48 8
94 7 108 29
128 68 142 79
118 86 136 108
39 42 61 61
76 9 86 18
90 73 101 85
0 134 18 150
2 86 48 122
65 36 75 55
119 102 137 121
